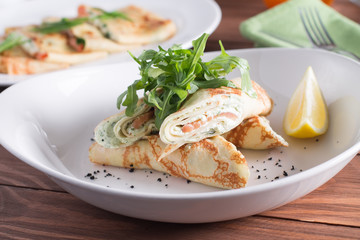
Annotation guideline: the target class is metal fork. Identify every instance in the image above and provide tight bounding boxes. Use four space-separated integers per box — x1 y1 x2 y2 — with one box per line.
298 7 360 61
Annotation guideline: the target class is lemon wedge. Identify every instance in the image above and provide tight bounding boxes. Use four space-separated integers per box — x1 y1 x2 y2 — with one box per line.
283 66 329 138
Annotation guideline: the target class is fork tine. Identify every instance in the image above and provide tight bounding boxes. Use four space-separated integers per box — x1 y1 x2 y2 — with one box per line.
299 8 318 46
314 8 335 45
308 8 330 45
304 8 324 46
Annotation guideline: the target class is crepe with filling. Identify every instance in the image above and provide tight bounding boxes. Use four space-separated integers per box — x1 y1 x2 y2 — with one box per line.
94 78 276 150
158 78 273 155
40 15 141 54
89 135 249 189
70 22 140 53
223 116 288 149
78 5 176 45
4 26 108 65
94 99 157 148
0 55 68 75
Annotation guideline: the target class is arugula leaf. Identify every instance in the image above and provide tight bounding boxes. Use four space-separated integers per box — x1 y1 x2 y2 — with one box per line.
33 10 129 34
92 8 131 21
206 41 257 97
193 79 236 89
33 18 88 34
117 33 255 128
122 81 139 116
0 32 29 53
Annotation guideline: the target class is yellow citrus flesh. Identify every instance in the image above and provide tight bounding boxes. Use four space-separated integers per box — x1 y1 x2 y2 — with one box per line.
283 66 328 138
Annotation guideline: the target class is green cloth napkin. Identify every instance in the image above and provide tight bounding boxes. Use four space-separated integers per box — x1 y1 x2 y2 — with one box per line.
240 0 360 57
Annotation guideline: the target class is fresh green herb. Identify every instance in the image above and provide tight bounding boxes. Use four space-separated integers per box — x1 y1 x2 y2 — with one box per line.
91 7 131 21
0 32 29 53
33 10 130 34
75 36 85 47
117 33 255 129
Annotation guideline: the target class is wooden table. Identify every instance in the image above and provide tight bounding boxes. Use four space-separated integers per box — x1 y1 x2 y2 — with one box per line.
1 0 359 239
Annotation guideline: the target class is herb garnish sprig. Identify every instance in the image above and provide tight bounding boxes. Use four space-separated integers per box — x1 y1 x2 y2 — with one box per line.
33 10 130 34
0 32 29 53
117 33 256 129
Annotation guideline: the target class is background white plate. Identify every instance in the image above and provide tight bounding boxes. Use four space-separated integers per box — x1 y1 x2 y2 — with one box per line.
0 0 221 86
0 48 360 223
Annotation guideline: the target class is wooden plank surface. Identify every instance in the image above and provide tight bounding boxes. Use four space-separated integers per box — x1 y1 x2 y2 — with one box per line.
1 146 359 239
1 185 359 240
1 0 360 239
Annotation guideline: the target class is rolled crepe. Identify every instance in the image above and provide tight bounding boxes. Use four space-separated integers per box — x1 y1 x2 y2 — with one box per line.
78 5 177 45
5 26 108 65
223 116 288 149
0 55 68 75
159 78 273 155
94 99 157 148
71 23 141 53
89 135 249 189
40 16 140 54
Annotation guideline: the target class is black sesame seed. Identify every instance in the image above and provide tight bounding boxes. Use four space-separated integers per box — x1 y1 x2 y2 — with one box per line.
275 176 279 180
291 165 295 171
90 176 95 180
256 169 260 172
130 185 134 189
316 139 319 142
283 171 288 176
263 168 267 171
90 138 95 142
130 164 134 167
157 178 162 182
165 184 168 188
187 180 191 184
257 175 261 179
103 170 107 173
268 157 273 160
251 166 254 168
129 168 135 173
86 173 92 177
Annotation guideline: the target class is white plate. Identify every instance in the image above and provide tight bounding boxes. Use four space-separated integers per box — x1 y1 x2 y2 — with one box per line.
0 0 221 86
1 48 360 223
